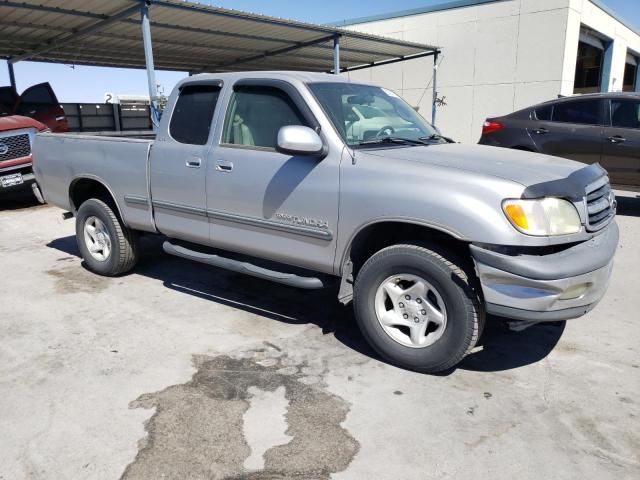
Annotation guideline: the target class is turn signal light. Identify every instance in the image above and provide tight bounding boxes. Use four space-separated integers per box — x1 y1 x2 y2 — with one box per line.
504 204 529 230
482 120 504 135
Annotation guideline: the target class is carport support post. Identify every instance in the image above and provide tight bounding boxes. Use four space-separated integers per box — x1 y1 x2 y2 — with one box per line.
140 0 160 130
7 59 16 92
431 51 438 126
333 35 341 74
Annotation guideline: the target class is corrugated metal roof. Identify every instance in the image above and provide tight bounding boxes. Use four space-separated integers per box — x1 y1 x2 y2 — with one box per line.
0 0 439 72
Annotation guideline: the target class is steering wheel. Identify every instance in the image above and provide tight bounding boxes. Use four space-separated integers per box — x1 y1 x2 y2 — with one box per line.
375 126 395 138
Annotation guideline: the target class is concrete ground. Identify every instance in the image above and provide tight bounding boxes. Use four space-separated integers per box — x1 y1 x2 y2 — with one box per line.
1 190 638 480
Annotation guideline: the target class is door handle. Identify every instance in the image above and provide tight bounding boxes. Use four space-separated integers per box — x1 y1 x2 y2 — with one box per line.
608 136 626 144
533 127 548 135
215 161 234 172
186 157 202 168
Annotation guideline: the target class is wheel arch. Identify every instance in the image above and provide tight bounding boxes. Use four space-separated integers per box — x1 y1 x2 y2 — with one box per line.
69 175 125 223
342 219 469 273
336 219 473 304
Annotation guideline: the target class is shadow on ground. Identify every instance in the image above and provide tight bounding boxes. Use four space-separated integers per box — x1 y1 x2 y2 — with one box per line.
615 193 640 218
0 189 42 211
48 234 565 374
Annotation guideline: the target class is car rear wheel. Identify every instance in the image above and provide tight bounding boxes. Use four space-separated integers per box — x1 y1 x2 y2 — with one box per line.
75 198 139 276
353 243 483 373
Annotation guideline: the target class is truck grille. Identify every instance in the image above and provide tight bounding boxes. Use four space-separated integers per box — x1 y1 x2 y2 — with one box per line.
0 133 31 163
585 176 614 232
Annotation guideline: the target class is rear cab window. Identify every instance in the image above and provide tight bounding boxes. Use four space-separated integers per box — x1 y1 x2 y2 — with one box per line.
169 84 222 145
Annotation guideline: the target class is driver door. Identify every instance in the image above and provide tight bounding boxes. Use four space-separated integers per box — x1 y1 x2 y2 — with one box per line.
206 80 340 273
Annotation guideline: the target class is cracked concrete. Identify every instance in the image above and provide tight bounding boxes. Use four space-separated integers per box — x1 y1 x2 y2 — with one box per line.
1 191 639 479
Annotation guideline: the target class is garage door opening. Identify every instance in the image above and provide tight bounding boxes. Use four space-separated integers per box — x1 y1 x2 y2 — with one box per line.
574 31 606 94
623 52 638 92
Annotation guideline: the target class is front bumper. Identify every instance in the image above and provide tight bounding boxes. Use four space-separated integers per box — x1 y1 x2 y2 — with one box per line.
0 160 35 192
471 221 618 323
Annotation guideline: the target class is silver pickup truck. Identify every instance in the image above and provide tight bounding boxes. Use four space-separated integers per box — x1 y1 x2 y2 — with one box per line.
33 72 618 373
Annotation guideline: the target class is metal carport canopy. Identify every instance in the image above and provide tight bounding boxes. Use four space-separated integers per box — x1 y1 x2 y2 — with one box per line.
0 0 441 124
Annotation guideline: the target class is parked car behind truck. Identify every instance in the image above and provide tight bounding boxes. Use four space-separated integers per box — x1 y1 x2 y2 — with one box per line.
479 93 640 190
0 82 68 197
0 82 69 133
0 115 47 194
33 72 619 373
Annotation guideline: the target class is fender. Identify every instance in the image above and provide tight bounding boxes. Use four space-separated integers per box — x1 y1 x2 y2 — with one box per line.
69 174 127 225
337 216 465 273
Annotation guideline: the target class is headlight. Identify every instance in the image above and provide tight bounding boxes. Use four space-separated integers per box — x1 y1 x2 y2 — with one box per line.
502 198 581 236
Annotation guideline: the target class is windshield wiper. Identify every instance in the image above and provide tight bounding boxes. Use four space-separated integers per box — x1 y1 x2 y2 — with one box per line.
358 136 428 146
420 133 456 144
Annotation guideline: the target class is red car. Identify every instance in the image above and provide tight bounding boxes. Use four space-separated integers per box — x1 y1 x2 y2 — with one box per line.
0 82 69 133
0 115 48 194
0 82 68 196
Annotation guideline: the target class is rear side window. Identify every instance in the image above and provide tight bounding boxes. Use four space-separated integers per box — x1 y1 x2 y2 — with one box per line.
552 99 602 125
610 100 640 129
170 84 221 145
535 105 553 121
222 86 308 149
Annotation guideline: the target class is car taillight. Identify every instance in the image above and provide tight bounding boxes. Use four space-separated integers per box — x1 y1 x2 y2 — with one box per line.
482 120 504 135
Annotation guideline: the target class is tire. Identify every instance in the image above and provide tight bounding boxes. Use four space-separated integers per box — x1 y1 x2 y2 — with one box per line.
75 198 139 276
353 243 484 373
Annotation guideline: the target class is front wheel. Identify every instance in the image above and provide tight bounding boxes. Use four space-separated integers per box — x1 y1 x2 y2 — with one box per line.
353 244 483 373
75 198 139 276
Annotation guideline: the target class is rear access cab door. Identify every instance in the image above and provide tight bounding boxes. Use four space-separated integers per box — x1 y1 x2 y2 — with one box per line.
528 97 605 164
602 97 640 188
149 81 224 245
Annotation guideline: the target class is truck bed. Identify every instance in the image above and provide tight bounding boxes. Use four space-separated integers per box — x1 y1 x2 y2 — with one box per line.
33 132 156 232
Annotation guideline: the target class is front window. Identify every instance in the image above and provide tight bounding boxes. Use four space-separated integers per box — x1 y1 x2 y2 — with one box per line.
222 86 308 149
611 100 640 129
308 82 438 147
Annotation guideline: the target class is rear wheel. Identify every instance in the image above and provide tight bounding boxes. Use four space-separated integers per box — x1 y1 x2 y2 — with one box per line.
75 198 139 276
353 243 483 373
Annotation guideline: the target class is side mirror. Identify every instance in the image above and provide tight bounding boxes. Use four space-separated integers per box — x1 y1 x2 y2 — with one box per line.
277 125 324 156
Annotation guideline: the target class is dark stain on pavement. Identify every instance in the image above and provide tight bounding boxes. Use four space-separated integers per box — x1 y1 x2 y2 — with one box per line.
46 264 109 294
121 351 360 480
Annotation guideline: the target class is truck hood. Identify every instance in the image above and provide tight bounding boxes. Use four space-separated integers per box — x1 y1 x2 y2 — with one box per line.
0 115 47 132
359 143 585 187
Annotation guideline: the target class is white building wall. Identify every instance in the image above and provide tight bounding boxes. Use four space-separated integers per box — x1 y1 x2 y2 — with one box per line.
566 0 640 94
343 0 640 144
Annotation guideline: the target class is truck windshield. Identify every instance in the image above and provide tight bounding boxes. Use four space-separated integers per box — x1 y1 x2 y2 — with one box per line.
308 82 438 147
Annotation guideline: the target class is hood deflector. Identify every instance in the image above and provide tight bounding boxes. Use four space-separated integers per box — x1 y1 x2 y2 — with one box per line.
521 163 607 201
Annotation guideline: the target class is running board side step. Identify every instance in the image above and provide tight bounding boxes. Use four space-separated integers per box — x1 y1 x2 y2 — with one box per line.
162 241 324 289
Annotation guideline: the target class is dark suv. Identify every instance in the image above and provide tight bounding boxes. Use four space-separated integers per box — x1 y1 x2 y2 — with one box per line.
479 93 640 190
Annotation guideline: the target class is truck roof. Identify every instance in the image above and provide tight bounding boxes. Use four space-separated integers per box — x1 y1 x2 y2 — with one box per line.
183 71 363 85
